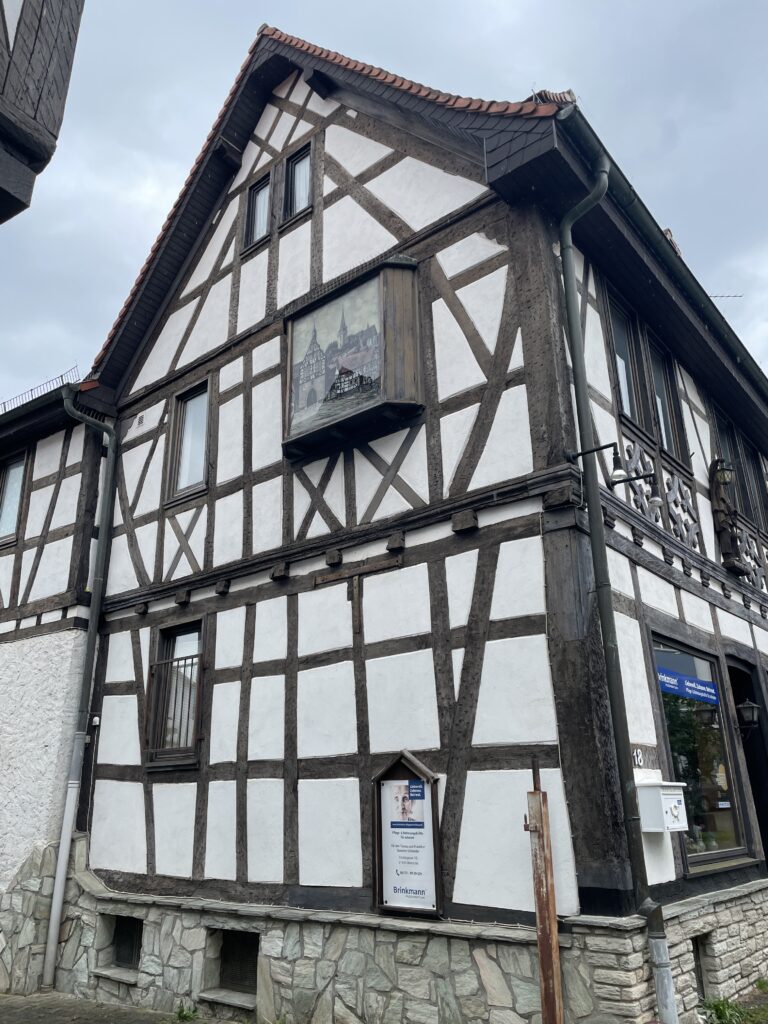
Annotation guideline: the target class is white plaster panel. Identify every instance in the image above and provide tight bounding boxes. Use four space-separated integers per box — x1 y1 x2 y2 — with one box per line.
298 583 352 655
293 475 312 535
66 424 85 465
134 521 157 582
452 649 464 700
215 606 246 668
139 628 150 690
28 536 73 601
205 780 237 880
682 403 711 487
297 661 358 758
440 404 478 497
371 487 409 522
307 91 339 116
324 125 392 175
277 220 311 307
134 439 165 518
253 475 283 554
591 400 619 450
473 636 557 745
219 356 243 393
445 549 479 628
615 612 657 745
247 779 284 882
229 138 260 192
365 157 487 230
490 537 546 620
178 275 232 367
719 609 753 647
324 458 346 523
210 681 241 764
25 484 54 537
456 266 508 354
49 474 80 529
248 675 285 760
435 232 507 279
637 567 679 618
405 521 453 547
217 396 244 484
254 597 287 662
635 768 676 885
433 297 485 401
269 111 295 152
252 336 281 377
394 428 428 501
4 0 23 47
97 695 141 765
153 783 196 878
33 432 63 479
90 780 147 874
251 375 283 471
298 779 362 886
213 492 243 566
754 623 768 657
18 548 34 600
0 553 14 607
368 429 408 465
681 590 715 633
0 630 87 886
353 449 381 519
363 563 431 642
121 442 150 507
453 769 579 915
698 495 716 562
254 102 279 140
509 327 524 371
274 72 298 98
470 386 532 491
323 175 336 197
237 248 269 333
366 649 440 753
607 547 634 598
131 300 199 392
182 199 238 296
323 196 396 282
583 303 612 399
105 631 134 682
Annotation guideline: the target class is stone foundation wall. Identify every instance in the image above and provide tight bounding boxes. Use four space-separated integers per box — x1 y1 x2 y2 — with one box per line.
0 840 60 994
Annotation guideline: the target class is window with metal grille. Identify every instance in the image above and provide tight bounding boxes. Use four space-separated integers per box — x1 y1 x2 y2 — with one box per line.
219 930 259 993
113 916 142 970
146 625 202 764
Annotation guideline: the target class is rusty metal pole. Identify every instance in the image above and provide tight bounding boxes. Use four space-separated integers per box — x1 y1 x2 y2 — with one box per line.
524 756 564 1024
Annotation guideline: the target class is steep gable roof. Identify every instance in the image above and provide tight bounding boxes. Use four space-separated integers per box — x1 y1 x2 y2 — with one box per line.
90 25 572 394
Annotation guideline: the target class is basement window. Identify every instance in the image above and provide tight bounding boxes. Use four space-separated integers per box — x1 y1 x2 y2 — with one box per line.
113 916 143 970
199 930 259 1012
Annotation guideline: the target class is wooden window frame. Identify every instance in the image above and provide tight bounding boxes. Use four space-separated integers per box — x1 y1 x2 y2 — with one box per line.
0 451 26 548
145 620 204 769
652 633 751 874
283 144 312 222
244 174 271 250
165 381 210 507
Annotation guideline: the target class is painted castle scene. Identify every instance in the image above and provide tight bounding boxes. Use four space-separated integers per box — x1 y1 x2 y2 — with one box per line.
289 275 382 436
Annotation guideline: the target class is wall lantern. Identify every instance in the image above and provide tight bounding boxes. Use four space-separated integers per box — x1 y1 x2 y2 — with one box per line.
712 459 736 487
568 442 662 508
736 698 760 733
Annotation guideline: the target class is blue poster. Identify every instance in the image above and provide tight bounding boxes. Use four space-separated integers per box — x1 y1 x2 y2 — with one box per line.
657 668 719 705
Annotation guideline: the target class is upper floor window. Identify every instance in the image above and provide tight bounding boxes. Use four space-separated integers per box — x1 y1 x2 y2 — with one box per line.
0 455 24 542
245 177 270 247
146 624 202 765
171 385 208 498
285 147 311 219
606 296 684 461
714 409 768 532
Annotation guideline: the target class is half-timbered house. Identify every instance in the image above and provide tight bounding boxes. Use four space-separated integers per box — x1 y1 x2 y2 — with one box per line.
3 25 768 1023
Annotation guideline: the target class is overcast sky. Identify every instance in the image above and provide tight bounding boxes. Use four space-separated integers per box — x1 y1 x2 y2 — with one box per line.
2 0 767 403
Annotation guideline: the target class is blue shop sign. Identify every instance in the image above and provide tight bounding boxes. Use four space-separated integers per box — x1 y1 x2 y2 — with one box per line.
657 667 719 705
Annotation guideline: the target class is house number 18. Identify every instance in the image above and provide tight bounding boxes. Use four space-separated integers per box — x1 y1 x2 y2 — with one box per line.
632 748 644 767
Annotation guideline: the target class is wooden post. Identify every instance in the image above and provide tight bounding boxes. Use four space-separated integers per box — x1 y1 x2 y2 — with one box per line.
524 757 565 1024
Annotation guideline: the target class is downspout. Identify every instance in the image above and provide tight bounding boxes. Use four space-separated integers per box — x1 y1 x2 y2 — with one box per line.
41 384 118 990
559 157 678 1024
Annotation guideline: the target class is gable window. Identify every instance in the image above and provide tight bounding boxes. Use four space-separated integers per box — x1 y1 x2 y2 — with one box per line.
171 385 208 497
609 301 640 422
655 640 743 862
245 176 270 246
285 147 311 219
146 624 202 764
0 455 24 542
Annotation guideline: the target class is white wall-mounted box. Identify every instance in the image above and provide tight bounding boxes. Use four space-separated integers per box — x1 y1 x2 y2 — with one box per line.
637 781 688 833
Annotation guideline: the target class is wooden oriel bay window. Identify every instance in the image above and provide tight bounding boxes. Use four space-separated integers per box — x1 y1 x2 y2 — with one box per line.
146 624 203 765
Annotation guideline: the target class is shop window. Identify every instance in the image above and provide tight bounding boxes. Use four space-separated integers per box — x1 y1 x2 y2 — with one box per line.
0 454 24 543
146 624 202 765
284 263 422 458
654 640 742 859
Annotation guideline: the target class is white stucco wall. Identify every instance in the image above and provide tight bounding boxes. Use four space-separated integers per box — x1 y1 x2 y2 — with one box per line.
0 628 87 889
